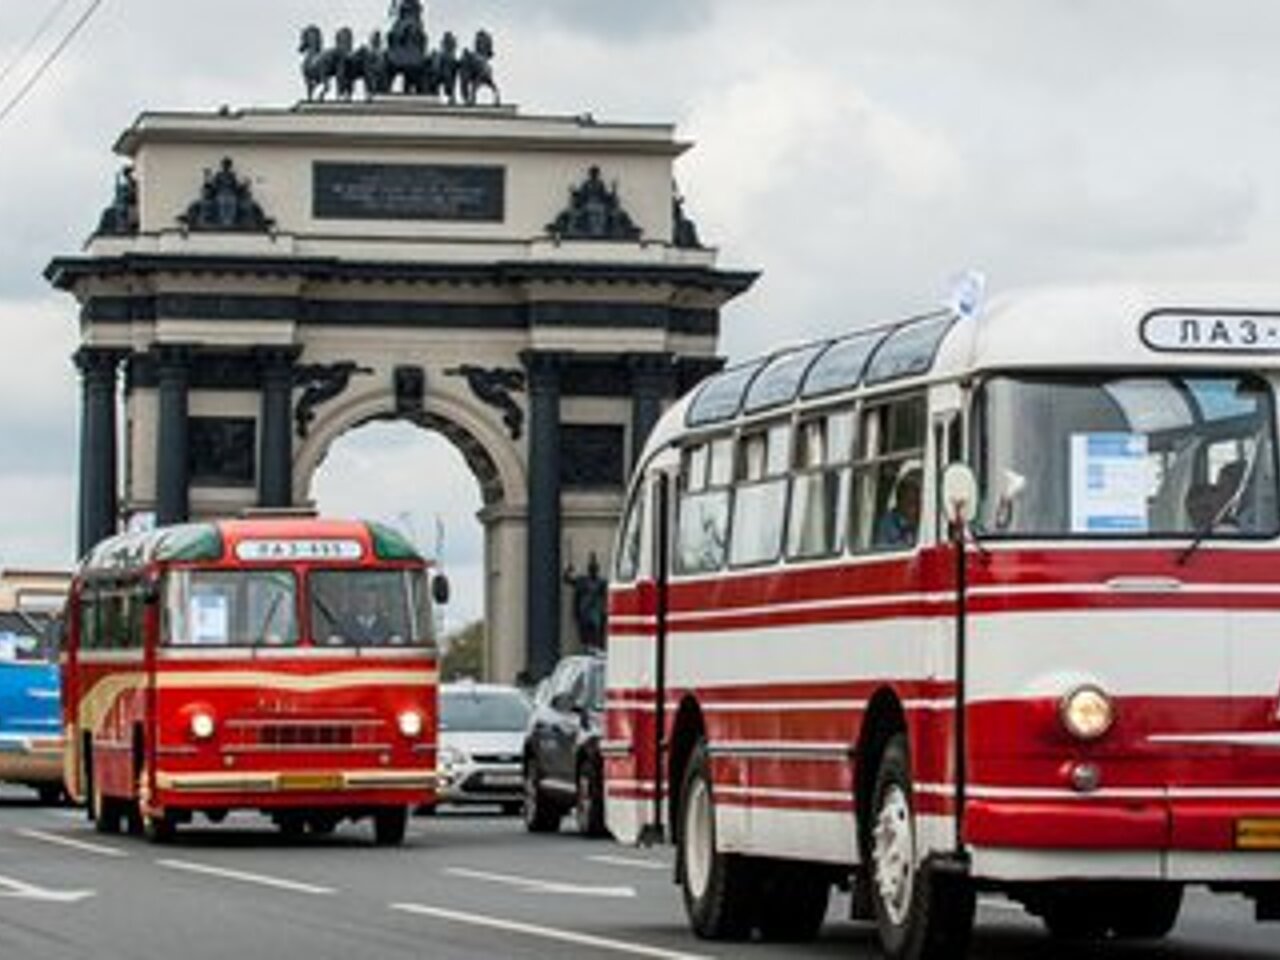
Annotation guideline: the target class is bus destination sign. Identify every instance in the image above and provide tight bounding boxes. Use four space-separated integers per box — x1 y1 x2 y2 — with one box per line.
234 539 364 562
1142 311 1280 353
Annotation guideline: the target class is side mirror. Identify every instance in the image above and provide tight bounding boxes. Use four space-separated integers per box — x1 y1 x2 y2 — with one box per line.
431 573 451 606
941 462 979 529
141 576 162 606
550 691 574 713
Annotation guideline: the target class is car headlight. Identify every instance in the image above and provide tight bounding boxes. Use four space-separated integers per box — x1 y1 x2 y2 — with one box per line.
1060 685 1115 741
438 745 465 768
190 712 216 740
397 711 424 738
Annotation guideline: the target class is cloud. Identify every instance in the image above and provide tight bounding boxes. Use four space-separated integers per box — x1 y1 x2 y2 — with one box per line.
441 0 714 42
8 0 1280 614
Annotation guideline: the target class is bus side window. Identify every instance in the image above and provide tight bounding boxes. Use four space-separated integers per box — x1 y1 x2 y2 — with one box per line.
80 594 99 651
675 439 732 575
729 422 791 567
851 394 926 552
616 483 645 583
787 408 853 560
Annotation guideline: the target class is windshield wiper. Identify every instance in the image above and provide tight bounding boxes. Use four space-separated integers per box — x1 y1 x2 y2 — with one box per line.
1178 462 1253 566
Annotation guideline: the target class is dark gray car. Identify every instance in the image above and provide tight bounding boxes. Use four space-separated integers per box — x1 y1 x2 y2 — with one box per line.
521 653 607 836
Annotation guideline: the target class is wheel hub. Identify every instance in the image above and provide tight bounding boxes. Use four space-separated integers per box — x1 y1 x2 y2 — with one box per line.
872 784 915 926
683 779 713 898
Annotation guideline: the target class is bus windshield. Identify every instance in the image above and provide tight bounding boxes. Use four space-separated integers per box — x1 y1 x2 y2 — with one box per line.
976 373 1280 538
165 570 298 647
309 569 430 647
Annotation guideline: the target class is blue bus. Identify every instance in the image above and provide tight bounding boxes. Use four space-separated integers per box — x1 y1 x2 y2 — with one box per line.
0 615 64 803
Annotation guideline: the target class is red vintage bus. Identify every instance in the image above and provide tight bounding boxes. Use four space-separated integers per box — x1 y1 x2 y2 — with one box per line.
606 284 1280 957
62 518 447 844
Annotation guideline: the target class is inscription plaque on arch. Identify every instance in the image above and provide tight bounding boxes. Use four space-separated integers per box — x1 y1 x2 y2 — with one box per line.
313 162 505 222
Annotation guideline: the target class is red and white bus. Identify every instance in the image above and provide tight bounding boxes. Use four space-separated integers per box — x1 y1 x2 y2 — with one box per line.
605 284 1280 957
63 517 446 845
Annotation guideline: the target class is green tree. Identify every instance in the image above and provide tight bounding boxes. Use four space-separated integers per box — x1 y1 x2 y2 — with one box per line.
441 620 485 681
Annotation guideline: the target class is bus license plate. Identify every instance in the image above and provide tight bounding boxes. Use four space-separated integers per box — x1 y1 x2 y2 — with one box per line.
279 773 343 792
1236 818 1280 850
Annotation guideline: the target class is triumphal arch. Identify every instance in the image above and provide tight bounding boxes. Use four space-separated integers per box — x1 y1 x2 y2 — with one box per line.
46 4 756 681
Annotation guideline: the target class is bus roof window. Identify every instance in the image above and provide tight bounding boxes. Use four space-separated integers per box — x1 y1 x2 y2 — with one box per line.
687 360 766 426
743 344 826 414
801 331 884 399
863 313 955 386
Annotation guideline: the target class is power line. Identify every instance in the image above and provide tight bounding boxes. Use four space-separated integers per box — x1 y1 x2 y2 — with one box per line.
0 0 107 128
0 0 77 92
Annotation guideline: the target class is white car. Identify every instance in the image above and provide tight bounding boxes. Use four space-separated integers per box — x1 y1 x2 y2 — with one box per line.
436 682 532 814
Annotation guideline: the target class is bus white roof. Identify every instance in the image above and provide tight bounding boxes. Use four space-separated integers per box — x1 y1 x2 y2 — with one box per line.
640 282 1280 464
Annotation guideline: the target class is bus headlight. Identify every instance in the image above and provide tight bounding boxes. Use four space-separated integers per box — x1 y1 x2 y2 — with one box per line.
397 711 424 738
190 712 216 740
1060 685 1114 741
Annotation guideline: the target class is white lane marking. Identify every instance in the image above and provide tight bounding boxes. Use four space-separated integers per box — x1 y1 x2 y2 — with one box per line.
156 859 335 896
15 829 129 859
391 902 711 960
48 809 85 821
0 873 95 903
444 866 636 898
587 855 668 872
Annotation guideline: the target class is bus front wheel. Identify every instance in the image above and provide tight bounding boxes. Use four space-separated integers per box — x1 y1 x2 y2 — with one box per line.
373 806 408 846
677 740 758 940
1037 883 1183 940
868 733 975 960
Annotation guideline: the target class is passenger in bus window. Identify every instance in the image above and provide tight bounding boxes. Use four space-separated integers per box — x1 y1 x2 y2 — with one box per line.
875 463 922 547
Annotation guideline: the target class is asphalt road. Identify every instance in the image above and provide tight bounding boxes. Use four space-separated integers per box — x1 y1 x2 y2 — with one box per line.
0 786 1276 960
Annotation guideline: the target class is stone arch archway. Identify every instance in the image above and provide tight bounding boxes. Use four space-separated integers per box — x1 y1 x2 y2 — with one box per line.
295 384 529 682
293 385 527 510
52 100 757 681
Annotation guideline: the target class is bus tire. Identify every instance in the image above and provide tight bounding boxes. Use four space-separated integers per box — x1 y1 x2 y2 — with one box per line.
373 806 408 846
36 784 64 806
1040 883 1182 940
677 741 758 940
142 810 175 844
756 862 830 942
574 759 608 838
869 734 974 960
277 813 307 840
92 790 121 835
523 762 561 833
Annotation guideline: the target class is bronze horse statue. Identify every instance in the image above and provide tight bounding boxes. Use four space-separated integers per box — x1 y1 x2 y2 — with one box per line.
430 31 460 103
459 30 500 106
299 26 359 100
385 0 430 94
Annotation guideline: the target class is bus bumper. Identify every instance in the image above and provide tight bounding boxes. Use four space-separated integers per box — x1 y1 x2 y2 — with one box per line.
968 796 1280 882
0 735 65 784
155 768 444 796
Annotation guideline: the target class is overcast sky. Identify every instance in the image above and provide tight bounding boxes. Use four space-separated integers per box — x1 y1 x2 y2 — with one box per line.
3 0 1280 625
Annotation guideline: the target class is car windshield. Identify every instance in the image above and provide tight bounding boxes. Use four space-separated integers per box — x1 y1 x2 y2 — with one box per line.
440 689 532 732
0 630 48 662
165 570 298 647
308 569 429 647
976 373 1280 538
